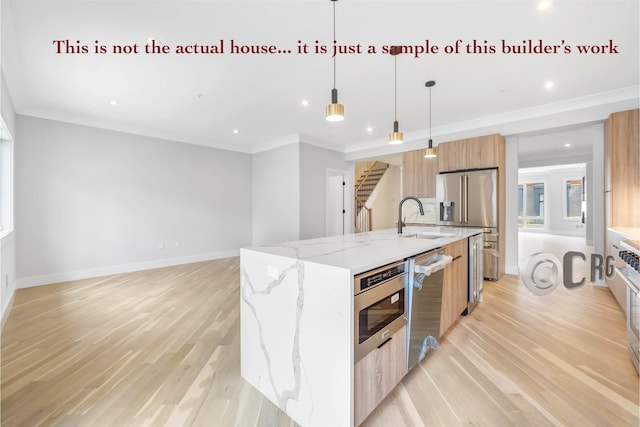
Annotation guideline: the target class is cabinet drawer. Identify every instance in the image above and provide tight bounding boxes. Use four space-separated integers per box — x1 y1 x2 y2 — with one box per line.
354 325 407 426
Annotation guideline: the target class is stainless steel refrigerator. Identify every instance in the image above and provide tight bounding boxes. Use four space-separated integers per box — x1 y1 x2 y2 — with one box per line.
436 168 498 281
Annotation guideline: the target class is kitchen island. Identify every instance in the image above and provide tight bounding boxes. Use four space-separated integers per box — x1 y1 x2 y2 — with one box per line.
240 226 482 426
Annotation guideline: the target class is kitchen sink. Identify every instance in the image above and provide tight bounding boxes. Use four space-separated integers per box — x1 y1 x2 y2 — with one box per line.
402 232 454 240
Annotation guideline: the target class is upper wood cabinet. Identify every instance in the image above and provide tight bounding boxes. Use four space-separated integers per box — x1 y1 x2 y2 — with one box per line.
402 149 438 198
605 109 640 227
436 139 467 173
437 134 505 173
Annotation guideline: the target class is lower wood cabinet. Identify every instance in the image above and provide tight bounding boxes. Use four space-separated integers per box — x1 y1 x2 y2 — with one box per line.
441 239 468 337
606 229 627 313
354 325 407 426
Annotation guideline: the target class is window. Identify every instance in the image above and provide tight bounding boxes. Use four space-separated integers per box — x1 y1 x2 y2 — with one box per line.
518 182 545 229
0 118 13 236
564 177 584 220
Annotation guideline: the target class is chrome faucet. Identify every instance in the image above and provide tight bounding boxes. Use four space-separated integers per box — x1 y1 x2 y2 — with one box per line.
398 196 424 234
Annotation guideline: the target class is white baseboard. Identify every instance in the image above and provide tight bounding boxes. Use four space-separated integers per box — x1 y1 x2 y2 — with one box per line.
1 291 15 333
505 263 520 275
16 249 240 289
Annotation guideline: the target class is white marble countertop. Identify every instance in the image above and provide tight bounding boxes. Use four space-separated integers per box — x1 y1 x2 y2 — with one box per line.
609 227 640 241
244 226 483 275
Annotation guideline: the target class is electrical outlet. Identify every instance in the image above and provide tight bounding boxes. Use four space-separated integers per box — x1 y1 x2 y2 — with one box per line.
175 240 181 248
158 241 164 249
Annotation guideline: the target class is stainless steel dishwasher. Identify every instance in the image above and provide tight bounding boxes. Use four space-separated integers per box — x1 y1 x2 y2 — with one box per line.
406 248 452 371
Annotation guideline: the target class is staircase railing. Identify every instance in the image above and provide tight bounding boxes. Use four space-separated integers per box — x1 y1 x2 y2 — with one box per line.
355 161 381 191
355 197 372 233
354 161 388 233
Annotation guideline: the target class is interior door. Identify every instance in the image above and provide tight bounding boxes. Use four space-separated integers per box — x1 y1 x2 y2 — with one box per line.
326 173 346 236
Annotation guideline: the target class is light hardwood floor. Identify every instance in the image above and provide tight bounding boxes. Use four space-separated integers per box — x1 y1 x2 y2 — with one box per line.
1 257 638 426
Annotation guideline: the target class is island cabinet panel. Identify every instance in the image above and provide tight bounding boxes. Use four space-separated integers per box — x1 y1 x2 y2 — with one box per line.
440 238 468 337
240 251 353 427
354 326 407 426
437 134 505 173
402 149 438 198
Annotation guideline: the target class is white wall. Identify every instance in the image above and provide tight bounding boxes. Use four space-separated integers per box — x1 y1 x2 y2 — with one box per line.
299 143 350 239
253 142 349 245
590 123 605 279
252 143 300 246
504 136 520 275
1 71 17 324
518 164 587 237
15 115 252 287
369 165 401 231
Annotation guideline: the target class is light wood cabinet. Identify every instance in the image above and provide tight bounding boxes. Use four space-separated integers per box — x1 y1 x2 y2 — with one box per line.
402 149 438 198
605 229 626 313
354 325 407 426
436 139 467 173
605 109 640 227
440 239 468 337
437 134 504 173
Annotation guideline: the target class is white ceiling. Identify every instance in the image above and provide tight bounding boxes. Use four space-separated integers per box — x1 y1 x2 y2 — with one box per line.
2 1 639 157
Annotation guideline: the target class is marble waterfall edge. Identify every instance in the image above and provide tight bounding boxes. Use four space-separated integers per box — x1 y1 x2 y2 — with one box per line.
240 248 353 426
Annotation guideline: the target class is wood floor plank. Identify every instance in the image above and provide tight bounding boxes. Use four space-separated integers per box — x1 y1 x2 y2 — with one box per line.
2 257 638 426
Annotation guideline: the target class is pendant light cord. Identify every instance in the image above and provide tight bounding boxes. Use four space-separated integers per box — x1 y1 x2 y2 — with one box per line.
429 85 432 140
332 0 336 90
394 55 398 121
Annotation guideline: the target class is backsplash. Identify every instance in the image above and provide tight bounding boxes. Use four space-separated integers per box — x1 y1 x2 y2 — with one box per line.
403 198 437 224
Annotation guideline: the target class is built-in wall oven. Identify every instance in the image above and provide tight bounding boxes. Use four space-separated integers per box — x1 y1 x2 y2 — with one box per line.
617 240 640 374
354 261 408 362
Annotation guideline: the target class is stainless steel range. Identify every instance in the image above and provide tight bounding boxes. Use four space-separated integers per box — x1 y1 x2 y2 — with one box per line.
617 240 640 374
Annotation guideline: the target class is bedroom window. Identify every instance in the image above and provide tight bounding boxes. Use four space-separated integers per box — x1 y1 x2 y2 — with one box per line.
518 182 545 229
564 177 584 220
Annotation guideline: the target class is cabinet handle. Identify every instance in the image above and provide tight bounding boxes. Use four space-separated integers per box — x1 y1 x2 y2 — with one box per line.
453 255 463 261
377 337 393 349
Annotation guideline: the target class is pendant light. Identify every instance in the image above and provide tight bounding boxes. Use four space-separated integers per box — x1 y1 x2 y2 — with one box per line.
326 0 344 122
389 47 403 144
424 80 437 158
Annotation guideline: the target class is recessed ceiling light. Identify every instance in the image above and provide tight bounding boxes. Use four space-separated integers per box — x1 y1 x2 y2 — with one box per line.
564 143 571 148
366 126 373 133
233 129 239 134
109 100 118 106
544 81 555 90
537 0 552 10
301 100 309 107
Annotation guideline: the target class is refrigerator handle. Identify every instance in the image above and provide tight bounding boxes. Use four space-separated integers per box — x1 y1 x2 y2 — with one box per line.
464 175 469 224
459 175 464 224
